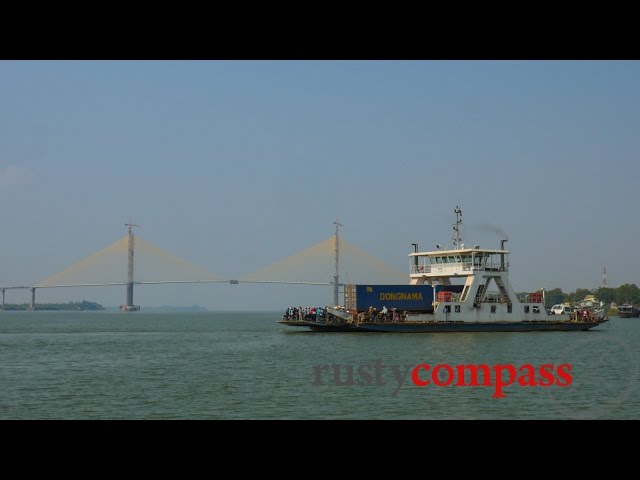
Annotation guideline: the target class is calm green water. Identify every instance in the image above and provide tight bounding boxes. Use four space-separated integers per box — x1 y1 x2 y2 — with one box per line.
1 311 638 419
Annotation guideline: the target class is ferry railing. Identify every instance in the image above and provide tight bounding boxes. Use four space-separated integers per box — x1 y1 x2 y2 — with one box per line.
481 292 508 303
412 263 474 275
411 257 507 276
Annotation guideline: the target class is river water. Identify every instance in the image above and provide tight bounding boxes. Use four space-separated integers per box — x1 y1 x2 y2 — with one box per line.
1 311 638 419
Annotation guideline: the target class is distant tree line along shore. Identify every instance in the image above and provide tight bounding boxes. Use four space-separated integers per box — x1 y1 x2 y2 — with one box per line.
539 284 640 308
2 300 105 311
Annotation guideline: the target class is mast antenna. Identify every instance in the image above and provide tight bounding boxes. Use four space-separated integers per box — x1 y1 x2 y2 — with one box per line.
451 206 463 250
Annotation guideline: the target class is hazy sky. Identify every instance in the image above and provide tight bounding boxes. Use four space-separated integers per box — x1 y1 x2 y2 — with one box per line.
1 60 639 310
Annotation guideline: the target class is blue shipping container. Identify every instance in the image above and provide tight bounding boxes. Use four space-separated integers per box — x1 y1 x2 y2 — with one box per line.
355 285 434 312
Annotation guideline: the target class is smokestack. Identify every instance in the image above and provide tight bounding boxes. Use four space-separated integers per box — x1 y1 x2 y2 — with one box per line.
500 239 507 271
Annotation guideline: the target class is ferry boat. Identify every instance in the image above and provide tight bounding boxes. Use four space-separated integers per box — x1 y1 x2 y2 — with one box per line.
278 207 608 332
617 303 639 318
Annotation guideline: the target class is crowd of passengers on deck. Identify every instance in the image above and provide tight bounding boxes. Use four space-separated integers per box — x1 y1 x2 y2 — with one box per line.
360 306 405 323
282 305 407 323
282 306 327 322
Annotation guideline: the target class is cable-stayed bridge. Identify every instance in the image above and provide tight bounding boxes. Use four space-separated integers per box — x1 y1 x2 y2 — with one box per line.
0 223 407 311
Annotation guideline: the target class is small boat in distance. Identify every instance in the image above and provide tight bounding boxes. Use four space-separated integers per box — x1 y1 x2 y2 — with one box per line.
617 304 639 318
278 206 609 332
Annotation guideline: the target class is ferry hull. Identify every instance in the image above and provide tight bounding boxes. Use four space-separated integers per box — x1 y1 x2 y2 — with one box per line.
277 320 352 332
353 320 606 333
279 319 608 332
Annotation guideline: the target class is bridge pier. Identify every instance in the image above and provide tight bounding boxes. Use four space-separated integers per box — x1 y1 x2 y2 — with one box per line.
29 287 36 311
126 281 133 307
120 281 140 311
1 288 4 310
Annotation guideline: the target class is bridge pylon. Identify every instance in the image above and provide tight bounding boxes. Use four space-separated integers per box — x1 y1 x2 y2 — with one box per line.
119 222 141 312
